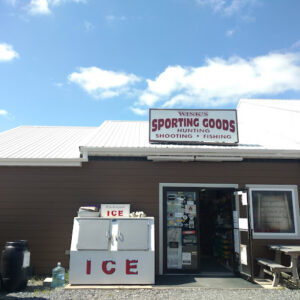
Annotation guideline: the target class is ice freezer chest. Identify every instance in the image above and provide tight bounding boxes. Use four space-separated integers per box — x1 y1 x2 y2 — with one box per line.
69 217 155 284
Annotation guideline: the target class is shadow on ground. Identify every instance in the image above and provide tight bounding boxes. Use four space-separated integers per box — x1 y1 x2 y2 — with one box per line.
155 275 260 288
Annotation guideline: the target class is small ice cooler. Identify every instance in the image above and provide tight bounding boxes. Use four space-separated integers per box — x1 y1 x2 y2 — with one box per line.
69 217 155 284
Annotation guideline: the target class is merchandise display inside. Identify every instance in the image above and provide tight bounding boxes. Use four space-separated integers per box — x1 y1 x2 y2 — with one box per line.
199 189 234 273
164 188 235 274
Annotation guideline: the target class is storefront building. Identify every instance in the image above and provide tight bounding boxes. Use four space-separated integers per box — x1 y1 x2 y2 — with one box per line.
0 99 300 280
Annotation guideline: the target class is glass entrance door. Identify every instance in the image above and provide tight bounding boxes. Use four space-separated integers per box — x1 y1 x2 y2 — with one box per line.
164 189 199 273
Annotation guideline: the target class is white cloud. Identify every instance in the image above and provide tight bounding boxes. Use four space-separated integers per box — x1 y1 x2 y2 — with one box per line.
130 107 148 116
147 66 188 95
54 82 63 87
139 93 159 106
50 0 86 6
28 0 50 15
223 0 250 15
226 29 235 37
137 52 300 108
6 0 17 6
0 110 14 120
196 0 258 16
196 0 225 12
106 15 127 23
0 110 8 116
0 43 19 62
27 0 86 15
68 67 140 99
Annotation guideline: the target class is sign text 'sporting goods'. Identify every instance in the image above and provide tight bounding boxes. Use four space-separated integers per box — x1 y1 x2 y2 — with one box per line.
101 204 130 218
149 109 238 144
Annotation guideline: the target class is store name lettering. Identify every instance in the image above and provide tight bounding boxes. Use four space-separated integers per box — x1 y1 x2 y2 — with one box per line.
86 259 138 275
151 117 236 133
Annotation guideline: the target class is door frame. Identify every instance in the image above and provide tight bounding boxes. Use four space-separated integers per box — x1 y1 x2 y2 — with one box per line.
159 183 239 275
233 189 254 279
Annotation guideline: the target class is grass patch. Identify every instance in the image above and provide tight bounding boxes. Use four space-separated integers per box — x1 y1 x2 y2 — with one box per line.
30 275 45 282
33 288 51 295
65 269 69 284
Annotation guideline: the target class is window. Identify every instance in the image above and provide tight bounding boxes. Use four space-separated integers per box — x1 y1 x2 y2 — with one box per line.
248 185 300 239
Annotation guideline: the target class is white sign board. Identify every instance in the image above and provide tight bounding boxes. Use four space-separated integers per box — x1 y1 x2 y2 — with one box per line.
237 191 248 205
101 204 130 218
149 109 238 144
239 218 248 230
240 244 248 265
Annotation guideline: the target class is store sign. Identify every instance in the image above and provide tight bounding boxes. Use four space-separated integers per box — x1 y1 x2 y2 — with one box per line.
149 109 238 145
101 204 130 218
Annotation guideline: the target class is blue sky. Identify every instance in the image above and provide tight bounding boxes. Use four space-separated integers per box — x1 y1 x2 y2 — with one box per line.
1 0 300 131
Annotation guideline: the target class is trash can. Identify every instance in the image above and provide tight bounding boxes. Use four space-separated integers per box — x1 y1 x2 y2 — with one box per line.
1 240 30 292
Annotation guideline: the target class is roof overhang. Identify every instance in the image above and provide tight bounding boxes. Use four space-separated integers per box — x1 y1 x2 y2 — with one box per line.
147 155 244 162
2 145 299 166
0 157 87 167
80 146 300 160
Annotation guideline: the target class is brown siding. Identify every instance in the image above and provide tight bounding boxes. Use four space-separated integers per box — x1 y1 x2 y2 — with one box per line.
0 159 299 275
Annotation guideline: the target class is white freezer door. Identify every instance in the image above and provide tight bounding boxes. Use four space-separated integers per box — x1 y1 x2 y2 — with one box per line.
117 219 149 250
77 219 110 250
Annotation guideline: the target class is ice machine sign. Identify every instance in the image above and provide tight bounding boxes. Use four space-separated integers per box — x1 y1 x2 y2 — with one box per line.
85 259 138 275
101 204 130 218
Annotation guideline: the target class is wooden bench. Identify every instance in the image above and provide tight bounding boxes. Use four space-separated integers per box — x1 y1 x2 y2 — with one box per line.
257 258 291 287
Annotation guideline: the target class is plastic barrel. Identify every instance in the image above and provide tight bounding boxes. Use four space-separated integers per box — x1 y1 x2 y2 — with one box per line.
1 240 30 292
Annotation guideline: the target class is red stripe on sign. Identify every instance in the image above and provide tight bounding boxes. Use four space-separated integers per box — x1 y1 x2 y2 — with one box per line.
86 260 91 275
182 230 196 235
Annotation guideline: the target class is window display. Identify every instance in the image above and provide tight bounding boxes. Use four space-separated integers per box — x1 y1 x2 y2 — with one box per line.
252 190 295 233
166 191 198 270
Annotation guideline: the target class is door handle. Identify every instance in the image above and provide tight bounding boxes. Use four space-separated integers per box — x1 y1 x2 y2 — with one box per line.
111 233 118 242
117 231 124 242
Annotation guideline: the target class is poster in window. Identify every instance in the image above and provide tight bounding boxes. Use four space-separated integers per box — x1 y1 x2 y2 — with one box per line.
253 191 295 233
185 204 196 216
182 252 192 265
167 248 182 269
167 227 182 269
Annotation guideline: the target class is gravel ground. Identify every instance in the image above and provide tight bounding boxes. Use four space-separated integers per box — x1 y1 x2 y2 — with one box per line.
1 280 300 300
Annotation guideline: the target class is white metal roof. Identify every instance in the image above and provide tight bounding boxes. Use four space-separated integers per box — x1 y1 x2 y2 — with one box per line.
0 126 97 166
237 99 300 152
0 99 300 166
80 99 300 159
